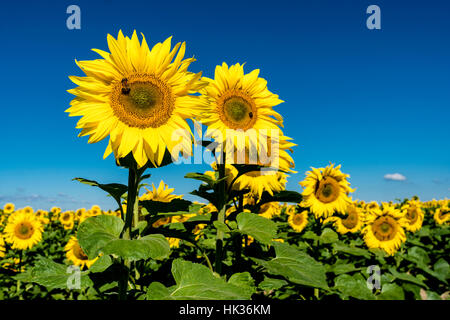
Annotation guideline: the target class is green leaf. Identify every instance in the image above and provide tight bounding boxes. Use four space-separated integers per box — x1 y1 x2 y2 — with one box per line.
19 256 92 291
319 228 339 244
146 259 251 300
326 263 360 275
73 178 127 203
256 190 302 207
77 215 124 260
252 242 329 290
236 212 277 244
407 246 431 265
184 172 217 187
334 274 376 300
101 234 170 261
332 242 372 259
377 283 405 300
434 258 450 280
89 255 113 273
258 277 288 291
213 221 231 233
388 267 428 288
228 272 256 296
140 198 192 216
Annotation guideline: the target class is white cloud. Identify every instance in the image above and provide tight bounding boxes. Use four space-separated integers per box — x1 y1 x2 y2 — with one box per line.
384 173 407 181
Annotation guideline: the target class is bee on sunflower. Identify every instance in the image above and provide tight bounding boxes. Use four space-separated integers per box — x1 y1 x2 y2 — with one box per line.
299 163 354 219
66 30 208 168
362 203 408 256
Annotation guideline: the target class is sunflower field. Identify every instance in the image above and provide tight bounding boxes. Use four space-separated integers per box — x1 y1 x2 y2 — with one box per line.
0 30 449 301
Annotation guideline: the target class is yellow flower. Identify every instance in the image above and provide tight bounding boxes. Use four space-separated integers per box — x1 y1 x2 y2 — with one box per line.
323 202 364 234
4 211 44 250
66 30 208 168
65 236 98 269
59 211 75 227
167 237 181 248
0 235 6 258
362 203 407 256
401 200 424 232
3 203 15 214
434 205 449 225
287 209 309 233
300 163 354 218
34 210 50 225
258 202 281 219
199 62 284 158
139 180 182 202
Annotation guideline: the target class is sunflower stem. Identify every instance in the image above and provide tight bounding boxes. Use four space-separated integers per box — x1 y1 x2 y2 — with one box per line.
214 157 227 274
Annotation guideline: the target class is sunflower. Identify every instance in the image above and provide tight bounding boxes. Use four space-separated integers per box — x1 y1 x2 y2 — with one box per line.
4 211 44 250
258 202 281 219
89 205 102 217
75 208 86 220
364 201 379 214
401 200 424 232
3 203 15 214
35 210 50 225
167 237 181 248
362 203 407 256
193 223 207 241
22 206 34 215
434 205 449 225
200 62 284 159
300 163 354 218
59 211 75 227
65 236 98 269
288 210 309 233
66 30 208 168
139 180 182 202
0 235 5 258
323 203 364 234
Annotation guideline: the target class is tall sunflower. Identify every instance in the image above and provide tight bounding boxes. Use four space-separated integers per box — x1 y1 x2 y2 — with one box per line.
300 163 354 218
401 200 424 232
65 236 98 269
323 202 364 234
362 203 407 256
4 211 44 250
66 30 208 168
199 62 285 160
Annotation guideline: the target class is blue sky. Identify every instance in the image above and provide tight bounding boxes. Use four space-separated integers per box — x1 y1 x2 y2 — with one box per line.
0 0 449 211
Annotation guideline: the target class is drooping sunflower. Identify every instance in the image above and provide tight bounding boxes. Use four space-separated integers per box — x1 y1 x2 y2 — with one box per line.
4 211 44 250
65 236 98 269
323 202 364 234
288 210 309 233
66 30 208 168
362 203 407 256
300 163 354 218
401 200 424 232
3 203 15 214
434 204 449 225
